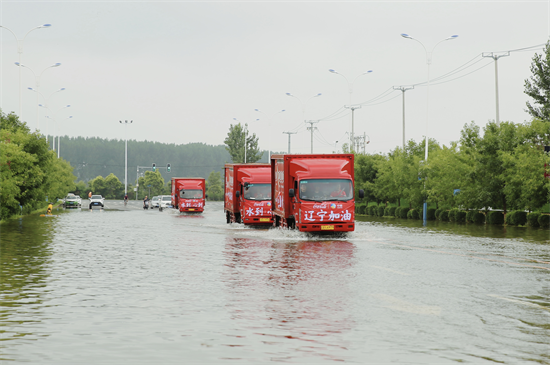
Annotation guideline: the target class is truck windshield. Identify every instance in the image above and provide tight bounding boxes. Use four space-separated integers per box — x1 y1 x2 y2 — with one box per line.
243 183 271 201
180 189 203 199
299 179 353 201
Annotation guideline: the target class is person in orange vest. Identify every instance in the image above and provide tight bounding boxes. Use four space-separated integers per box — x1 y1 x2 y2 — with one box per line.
88 191 92 199
46 203 53 215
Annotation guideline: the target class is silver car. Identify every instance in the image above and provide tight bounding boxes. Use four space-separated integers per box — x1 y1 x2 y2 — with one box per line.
63 193 82 208
151 196 161 208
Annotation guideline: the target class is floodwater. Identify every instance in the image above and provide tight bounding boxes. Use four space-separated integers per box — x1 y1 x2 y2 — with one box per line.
1 201 549 364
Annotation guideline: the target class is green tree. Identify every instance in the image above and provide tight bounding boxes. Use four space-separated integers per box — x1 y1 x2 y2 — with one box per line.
103 173 124 199
224 123 262 163
138 170 165 198
206 171 224 201
525 41 550 120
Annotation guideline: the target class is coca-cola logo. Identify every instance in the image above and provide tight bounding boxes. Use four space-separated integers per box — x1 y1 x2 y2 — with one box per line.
313 204 327 209
253 202 265 206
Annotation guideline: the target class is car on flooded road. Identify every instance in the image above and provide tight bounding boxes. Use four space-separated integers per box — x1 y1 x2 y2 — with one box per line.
89 195 105 209
158 195 172 210
63 193 82 208
150 196 161 209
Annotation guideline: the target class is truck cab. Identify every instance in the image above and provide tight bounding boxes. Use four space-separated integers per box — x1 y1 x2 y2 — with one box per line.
224 164 273 225
171 177 206 213
271 154 363 232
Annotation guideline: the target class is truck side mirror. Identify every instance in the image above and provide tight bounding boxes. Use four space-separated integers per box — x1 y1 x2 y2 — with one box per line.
236 191 240 198
244 182 250 188
359 189 365 199
289 189 295 198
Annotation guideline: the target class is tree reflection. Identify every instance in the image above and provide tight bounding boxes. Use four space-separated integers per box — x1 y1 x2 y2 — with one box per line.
0 215 55 351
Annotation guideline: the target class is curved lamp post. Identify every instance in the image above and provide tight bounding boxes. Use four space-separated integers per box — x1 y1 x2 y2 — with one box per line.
0 24 52 119
16 62 61 129
329 69 372 152
253 108 285 160
401 33 458 224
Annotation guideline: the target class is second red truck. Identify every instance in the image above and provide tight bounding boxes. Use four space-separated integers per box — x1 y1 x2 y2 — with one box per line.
224 163 273 225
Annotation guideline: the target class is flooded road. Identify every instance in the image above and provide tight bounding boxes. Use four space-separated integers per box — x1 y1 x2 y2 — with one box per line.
1 201 549 364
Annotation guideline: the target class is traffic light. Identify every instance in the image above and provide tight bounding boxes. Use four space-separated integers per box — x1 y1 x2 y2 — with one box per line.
167 163 171 173
152 163 156 172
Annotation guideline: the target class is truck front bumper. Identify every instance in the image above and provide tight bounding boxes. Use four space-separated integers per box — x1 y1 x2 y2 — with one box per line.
297 222 355 232
243 217 273 225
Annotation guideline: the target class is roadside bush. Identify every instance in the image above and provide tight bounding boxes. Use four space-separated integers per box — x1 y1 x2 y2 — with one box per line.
455 210 466 223
487 211 504 225
377 206 385 217
504 211 514 225
466 210 475 223
527 212 541 227
427 208 436 220
367 206 376 216
394 207 402 218
471 212 485 224
385 206 396 217
407 209 419 220
538 214 550 228
448 208 459 222
505 211 527 226
514 211 527 226
439 210 449 221
398 207 409 218
435 209 442 220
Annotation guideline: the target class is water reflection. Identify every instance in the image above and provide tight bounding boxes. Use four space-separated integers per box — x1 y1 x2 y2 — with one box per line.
0 215 56 349
223 238 355 362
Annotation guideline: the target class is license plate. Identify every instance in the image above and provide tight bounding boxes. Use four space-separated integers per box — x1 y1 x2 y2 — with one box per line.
321 225 334 230
260 218 270 222
188 208 195 211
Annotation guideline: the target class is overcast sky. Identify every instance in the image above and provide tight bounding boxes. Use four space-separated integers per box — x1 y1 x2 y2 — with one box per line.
1 0 548 155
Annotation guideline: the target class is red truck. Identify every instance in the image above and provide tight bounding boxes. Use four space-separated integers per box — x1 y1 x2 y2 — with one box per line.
224 163 273 225
270 154 364 232
171 177 206 213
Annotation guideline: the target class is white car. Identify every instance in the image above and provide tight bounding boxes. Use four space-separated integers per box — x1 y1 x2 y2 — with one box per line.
158 195 172 210
151 196 161 208
89 194 105 209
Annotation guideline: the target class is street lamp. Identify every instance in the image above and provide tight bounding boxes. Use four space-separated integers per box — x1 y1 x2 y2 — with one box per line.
27 86 65 131
329 69 372 152
285 92 322 153
120 120 133 196
401 32 458 224
254 108 285 160
0 23 52 119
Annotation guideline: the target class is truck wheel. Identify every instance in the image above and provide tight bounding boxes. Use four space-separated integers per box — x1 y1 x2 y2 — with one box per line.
226 212 230 224
235 213 241 224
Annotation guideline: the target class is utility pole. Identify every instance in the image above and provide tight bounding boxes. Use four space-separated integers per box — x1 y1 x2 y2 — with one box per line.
344 105 361 152
482 52 510 125
393 86 414 149
282 131 297 153
305 121 319 154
